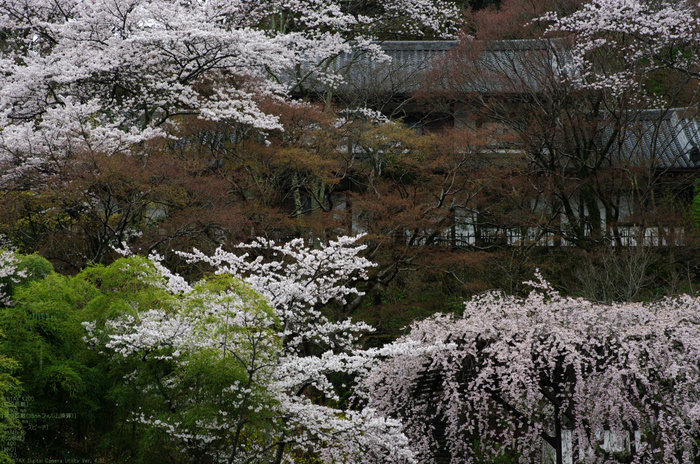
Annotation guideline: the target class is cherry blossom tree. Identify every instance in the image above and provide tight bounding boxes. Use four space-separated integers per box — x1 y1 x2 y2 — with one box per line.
87 236 414 464
0 249 25 306
363 272 700 464
540 0 700 101
0 0 461 272
177 235 417 463
85 259 284 464
0 0 459 184
178 235 377 353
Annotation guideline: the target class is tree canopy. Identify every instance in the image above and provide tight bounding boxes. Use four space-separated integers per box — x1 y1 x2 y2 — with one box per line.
364 273 700 463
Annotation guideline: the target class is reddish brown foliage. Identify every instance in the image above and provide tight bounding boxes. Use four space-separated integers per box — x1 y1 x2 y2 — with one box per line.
465 0 584 40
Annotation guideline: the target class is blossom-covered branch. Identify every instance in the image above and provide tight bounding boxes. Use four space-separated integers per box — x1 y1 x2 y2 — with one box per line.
87 237 414 463
364 271 700 463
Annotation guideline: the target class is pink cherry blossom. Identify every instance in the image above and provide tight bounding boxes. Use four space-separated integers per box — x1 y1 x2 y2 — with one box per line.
364 270 700 463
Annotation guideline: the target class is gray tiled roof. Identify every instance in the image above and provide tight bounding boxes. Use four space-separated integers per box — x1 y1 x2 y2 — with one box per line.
282 40 700 171
284 39 564 96
332 41 458 94
607 109 700 170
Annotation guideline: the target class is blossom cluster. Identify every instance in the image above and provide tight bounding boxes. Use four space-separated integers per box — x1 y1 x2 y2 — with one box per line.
364 270 700 463
0 0 458 184
86 236 414 463
540 0 700 100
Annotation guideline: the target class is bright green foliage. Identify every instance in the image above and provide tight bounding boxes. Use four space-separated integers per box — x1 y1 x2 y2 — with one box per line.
100 272 281 464
0 266 105 462
80 257 178 324
14 254 52 283
0 351 21 464
0 252 48 310
0 252 52 462
0 256 280 463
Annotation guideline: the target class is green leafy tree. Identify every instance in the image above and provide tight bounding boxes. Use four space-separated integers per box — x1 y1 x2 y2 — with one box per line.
0 350 21 464
0 257 106 462
0 254 282 463
82 258 282 464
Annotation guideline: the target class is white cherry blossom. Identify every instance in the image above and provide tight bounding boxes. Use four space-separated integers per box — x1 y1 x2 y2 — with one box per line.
87 237 414 463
